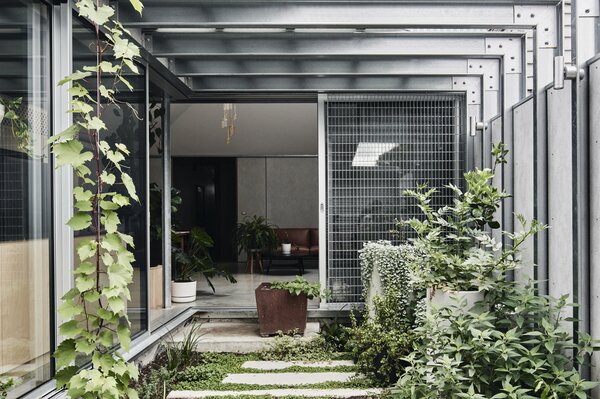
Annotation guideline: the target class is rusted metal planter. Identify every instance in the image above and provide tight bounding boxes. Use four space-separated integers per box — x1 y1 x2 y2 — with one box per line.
255 282 307 336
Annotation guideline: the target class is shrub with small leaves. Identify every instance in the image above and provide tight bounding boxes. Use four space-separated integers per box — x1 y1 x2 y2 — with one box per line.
394 279 599 398
270 276 329 300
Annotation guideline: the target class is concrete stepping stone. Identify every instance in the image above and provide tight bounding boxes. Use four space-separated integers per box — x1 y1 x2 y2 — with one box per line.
222 372 356 386
168 388 383 398
241 360 355 370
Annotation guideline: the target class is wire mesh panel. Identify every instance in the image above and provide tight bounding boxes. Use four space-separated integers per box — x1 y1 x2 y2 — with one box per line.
325 93 465 304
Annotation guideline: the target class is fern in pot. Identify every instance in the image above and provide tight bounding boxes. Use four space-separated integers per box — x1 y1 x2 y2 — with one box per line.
234 215 277 272
400 143 515 311
171 227 236 302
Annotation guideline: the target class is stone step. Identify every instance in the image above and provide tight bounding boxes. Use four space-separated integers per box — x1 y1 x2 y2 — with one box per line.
241 360 355 370
167 388 383 398
222 372 356 386
172 322 320 353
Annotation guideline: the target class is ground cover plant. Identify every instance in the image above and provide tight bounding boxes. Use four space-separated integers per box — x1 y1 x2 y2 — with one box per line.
134 333 370 399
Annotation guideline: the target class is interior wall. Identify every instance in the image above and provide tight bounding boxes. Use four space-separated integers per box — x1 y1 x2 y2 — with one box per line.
171 103 317 156
237 157 318 261
237 157 318 229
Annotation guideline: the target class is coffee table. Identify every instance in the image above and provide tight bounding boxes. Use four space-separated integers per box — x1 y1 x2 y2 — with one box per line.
264 252 307 275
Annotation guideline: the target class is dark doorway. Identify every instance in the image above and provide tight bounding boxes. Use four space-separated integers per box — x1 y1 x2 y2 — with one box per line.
172 157 237 261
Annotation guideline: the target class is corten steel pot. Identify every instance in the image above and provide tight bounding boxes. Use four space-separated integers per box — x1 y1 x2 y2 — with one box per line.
255 282 307 336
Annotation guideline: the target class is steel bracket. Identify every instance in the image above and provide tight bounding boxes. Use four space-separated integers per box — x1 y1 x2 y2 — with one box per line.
485 37 522 74
468 58 500 91
514 5 558 48
577 0 600 17
452 76 481 105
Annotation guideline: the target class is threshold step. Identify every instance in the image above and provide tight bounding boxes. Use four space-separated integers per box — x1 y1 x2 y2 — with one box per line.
222 372 356 386
241 360 355 370
167 388 383 398
173 322 320 353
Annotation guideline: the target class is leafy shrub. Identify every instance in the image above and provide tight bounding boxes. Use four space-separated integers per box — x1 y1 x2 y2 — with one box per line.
264 333 336 361
394 279 598 398
347 241 421 387
270 276 329 299
399 143 513 291
320 318 351 352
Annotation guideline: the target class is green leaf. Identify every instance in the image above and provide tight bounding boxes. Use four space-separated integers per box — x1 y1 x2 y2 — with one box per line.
74 199 93 212
77 239 97 261
49 123 80 144
118 232 135 247
115 143 131 155
92 351 115 371
108 262 131 288
101 171 116 185
102 233 124 252
127 388 140 399
54 140 93 168
129 0 144 14
101 210 120 234
98 330 114 347
54 339 77 369
117 74 133 91
123 59 139 74
100 199 120 211
83 289 100 302
121 172 139 202
106 149 125 169
86 116 106 132
55 365 78 388
78 2 115 25
58 70 92 86
59 319 83 339
75 337 96 355
75 261 95 275
67 212 92 231
108 296 126 314
75 275 95 292
58 299 84 319
112 193 130 207
117 324 131 351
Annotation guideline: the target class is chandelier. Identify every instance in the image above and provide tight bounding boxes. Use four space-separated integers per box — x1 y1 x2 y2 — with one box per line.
221 103 237 143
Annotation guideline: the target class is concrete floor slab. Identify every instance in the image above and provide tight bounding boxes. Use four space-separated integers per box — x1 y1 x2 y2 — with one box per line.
168 388 382 398
222 372 356 385
172 321 320 353
241 360 355 370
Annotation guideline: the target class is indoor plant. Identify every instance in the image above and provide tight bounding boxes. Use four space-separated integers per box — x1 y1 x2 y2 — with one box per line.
255 276 328 336
234 215 277 272
400 143 511 310
280 232 292 255
172 227 236 302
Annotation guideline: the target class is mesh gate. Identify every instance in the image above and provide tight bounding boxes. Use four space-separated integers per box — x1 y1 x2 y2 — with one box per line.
325 93 466 304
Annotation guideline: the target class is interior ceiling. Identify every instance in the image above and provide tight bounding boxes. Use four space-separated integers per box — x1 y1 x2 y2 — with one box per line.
171 103 317 157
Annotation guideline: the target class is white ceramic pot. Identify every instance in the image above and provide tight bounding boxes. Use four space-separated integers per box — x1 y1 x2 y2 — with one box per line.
282 243 292 255
427 287 484 313
171 281 197 303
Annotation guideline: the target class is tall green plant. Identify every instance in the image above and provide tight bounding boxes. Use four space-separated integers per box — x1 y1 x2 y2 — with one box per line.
49 1 144 398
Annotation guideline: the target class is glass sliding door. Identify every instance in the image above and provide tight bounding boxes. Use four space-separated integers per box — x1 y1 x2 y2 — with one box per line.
0 0 52 395
72 16 149 337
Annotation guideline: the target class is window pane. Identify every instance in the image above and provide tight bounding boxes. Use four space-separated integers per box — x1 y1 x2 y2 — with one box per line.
0 0 52 395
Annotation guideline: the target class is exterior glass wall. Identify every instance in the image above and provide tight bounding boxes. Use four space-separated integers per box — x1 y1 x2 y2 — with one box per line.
0 0 52 396
72 16 149 336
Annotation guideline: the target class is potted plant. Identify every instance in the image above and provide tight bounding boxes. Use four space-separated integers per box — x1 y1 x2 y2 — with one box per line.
234 215 277 272
255 276 328 336
280 232 291 255
172 227 236 302
400 144 511 311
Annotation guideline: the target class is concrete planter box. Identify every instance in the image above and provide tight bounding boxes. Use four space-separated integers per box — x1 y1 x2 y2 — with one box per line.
255 282 307 336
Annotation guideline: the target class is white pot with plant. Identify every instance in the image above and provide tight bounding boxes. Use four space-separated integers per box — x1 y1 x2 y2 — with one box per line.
172 228 237 303
281 232 292 255
401 143 512 313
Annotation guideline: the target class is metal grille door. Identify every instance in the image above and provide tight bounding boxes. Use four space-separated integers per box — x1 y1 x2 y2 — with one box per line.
325 93 465 304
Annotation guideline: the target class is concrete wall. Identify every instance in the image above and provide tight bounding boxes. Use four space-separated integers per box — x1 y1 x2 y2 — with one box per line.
237 157 318 260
